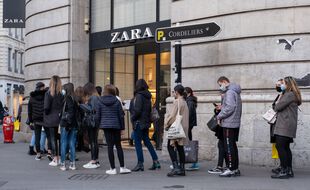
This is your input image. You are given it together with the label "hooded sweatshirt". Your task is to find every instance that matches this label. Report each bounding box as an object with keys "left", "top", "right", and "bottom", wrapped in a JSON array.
[
  {"left": 96, "top": 95, "right": 124, "bottom": 130},
  {"left": 217, "top": 83, "right": 242, "bottom": 128},
  {"left": 129, "top": 90, "right": 152, "bottom": 130}
]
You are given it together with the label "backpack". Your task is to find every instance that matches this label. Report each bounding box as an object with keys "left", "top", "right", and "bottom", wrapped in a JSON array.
[{"left": 80, "top": 104, "right": 96, "bottom": 128}]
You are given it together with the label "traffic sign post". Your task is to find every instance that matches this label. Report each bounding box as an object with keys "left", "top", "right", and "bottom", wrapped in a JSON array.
[{"left": 155, "top": 22, "right": 221, "bottom": 43}]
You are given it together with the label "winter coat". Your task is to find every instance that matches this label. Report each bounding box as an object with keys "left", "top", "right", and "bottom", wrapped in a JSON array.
[
  {"left": 186, "top": 95, "right": 197, "bottom": 128},
  {"left": 273, "top": 91, "right": 299, "bottom": 138},
  {"left": 96, "top": 95, "right": 125, "bottom": 130},
  {"left": 43, "top": 91, "right": 64, "bottom": 127},
  {"left": 28, "top": 89, "right": 47, "bottom": 124},
  {"left": 60, "top": 95, "right": 78, "bottom": 128},
  {"left": 217, "top": 83, "right": 242, "bottom": 129},
  {"left": 130, "top": 90, "right": 152, "bottom": 130},
  {"left": 164, "top": 97, "right": 189, "bottom": 146},
  {"left": 270, "top": 94, "right": 281, "bottom": 143}
]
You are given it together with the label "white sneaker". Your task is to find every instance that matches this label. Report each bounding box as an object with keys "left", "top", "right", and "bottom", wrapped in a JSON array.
[
  {"left": 120, "top": 167, "right": 131, "bottom": 174},
  {"left": 83, "top": 162, "right": 98, "bottom": 169},
  {"left": 60, "top": 163, "right": 66, "bottom": 171},
  {"left": 106, "top": 168, "right": 117, "bottom": 175},
  {"left": 169, "top": 165, "right": 174, "bottom": 169},
  {"left": 69, "top": 162, "right": 76, "bottom": 170},
  {"left": 49, "top": 159, "right": 59, "bottom": 167},
  {"left": 219, "top": 169, "right": 234, "bottom": 177}
]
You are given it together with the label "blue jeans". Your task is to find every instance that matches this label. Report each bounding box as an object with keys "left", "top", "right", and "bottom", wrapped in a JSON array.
[
  {"left": 30, "top": 131, "right": 35, "bottom": 146},
  {"left": 60, "top": 127, "right": 77, "bottom": 163},
  {"left": 134, "top": 123, "right": 158, "bottom": 163},
  {"left": 40, "top": 131, "right": 46, "bottom": 151}
]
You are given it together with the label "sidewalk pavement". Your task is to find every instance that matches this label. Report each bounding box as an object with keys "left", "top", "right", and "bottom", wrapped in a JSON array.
[{"left": 0, "top": 141, "right": 310, "bottom": 190}]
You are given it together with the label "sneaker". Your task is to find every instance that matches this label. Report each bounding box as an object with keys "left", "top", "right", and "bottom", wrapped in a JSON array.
[
  {"left": 47, "top": 154, "right": 53, "bottom": 161},
  {"left": 120, "top": 167, "right": 131, "bottom": 174},
  {"left": 106, "top": 168, "right": 117, "bottom": 175},
  {"left": 169, "top": 165, "right": 174, "bottom": 169},
  {"left": 83, "top": 162, "right": 98, "bottom": 169},
  {"left": 208, "top": 166, "right": 224, "bottom": 174},
  {"left": 96, "top": 161, "right": 101, "bottom": 168},
  {"left": 69, "top": 162, "right": 76, "bottom": 170},
  {"left": 271, "top": 166, "right": 282, "bottom": 174},
  {"left": 60, "top": 163, "right": 67, "bottom": 171},
  {"left": 219, "top": 169, "right": 235, "bottom": 177},
  {"left": 49, "top": 159, "right": 59, "bottom": 167},
  {"left": 233, "top": 169, "right": 241, "bottom": 176},
  {"left": 35, "top": 155, "right": 42, "bottom": 161},
  {"left": 186, "top": 163, "right": 200, "bottom": 171}
]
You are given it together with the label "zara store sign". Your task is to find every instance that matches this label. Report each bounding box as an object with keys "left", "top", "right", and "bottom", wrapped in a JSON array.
[{"left": 111, "top": 27, "right": 154, "bottom": 43}]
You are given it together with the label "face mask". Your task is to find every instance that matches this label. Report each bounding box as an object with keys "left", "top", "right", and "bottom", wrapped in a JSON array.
[
  {"left": 276, "top": 86, "right": 282, "bottom": 92},
  {"left": 280, "top": 84, "right": 286, "bottom": 92},
  {"left": 219, "top": 84, "right": 226, "bottom": 92},
  {"left": 61, "top": 89, "right": 66, "bottom": 96}
]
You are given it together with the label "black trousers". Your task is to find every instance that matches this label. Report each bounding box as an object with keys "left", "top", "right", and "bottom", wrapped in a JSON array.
[
  {"left": 217, "top": 139, "right": 226, "bottom": 167},
  {"left": 49, "top": 127, "right": 59, "bottom": 157},
  {"left": 34, "top": 124, "right": 51, "bottom": 153},
  {"left": 223, "top": 128, "right": 239, "bottom": 170},
  {"left": 188, "top": 126, "right": 194, "bottom": 141},
  {"left": 275, "top": 135, "right": 292, "bottom": 169},
  {"left": 167, "top": 140, "right": 185, "bottom": 164},
  {"left": 87, "top": 127, "right": 99, "bottom": 161},
  {"left": 104, "top": 129, "right": 124, "bottom": 169}
]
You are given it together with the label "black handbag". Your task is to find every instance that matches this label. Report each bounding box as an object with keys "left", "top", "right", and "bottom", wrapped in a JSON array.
[
  {"left": 60, "top": 100, "right": 71, "bottom": 128},
  {"left": 207, "top": 115, "right": 219, "bottom": 132},
  {"left": 184, "top": 140, "right": 199, "bottom": 163}
]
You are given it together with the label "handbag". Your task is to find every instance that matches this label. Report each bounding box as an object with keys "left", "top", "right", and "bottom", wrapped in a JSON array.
[
  {"left": 184, "top": 140, "right": 199, "bottom": 163},
  {"left": 262, "top": 109, "right": 277, "bottom": 124},
  {"left": 207, "top": 115, "right": 218, "bottom": 132},
  {"left": 272, "top": 143, "right": 279, "bottom": 159},
  {"left": 14, "top": 120, "right": 20, "bottom": 131},
  {"left": 150, "top": 107, "right": 160, "bottom": 122},
  {"left": 167, "top": 100, "right": 186, "bottom": 140},
  {"left": 60, "top": 99, "right": 72, "bottom": 128}
]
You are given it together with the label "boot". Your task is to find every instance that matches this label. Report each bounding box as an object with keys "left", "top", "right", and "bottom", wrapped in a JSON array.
[
  {"left": 271, "top": 168, "right": 290, "bottom": 179},
  {"left": 287, "top": 167, "right": 294, "bottom": 178},
  {"left": 28, "top": 146, "right": 36, "bottom": 155},
  {"left": 149, "top": 161, "right": 161, "bottom": 170},
  {"left": 177, "top": 163, "right": 186, "bottom": 176},
  {"left": 167, "top": 162, "right": 180, "bottom": 177},
  {"left": 132, "top": 162, "right": 144, "bottom": 172}
]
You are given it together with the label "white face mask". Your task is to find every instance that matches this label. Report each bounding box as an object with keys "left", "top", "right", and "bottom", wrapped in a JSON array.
[
  {"left": 61, "top": 89, "right": 66, "bottom": 96},
  {"left": 219, "top": 83, "right": 226, "bottom": 92}
]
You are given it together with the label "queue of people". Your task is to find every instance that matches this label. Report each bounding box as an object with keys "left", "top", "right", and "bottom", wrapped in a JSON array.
[{"left": 26, "top": 75, "right": 302, "bottom": 179}]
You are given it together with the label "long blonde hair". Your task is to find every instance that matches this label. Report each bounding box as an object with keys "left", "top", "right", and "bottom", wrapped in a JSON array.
[
  {"left": 49, "top": 75, "right": 62, "bottom": 97},
  {"left": 284, "top": 76, "right": 302, "bottom": 106}
]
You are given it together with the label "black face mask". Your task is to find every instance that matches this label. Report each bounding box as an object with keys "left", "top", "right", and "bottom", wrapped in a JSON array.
[{"left": 276, "top": 86, "right": 282, "bottom": 92}]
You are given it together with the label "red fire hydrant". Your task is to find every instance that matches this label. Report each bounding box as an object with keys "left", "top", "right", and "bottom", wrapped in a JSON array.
[{"left": 3, "top": 116, "right": 14, "bottom": 143}]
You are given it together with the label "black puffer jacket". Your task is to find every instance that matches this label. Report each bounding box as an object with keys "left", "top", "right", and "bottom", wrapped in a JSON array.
[
  {"left": 186, "top": 95, "right": 197, "bottom": 128},
  {"left": 96, "top": 95, "right": 124, "bottom": 130},
  {"left": 43, "top": 91, "right": 64, "bottom": 127},
  {"left": 28, "top": 89, "right": 47, "bottom": 123},
  {"left": 130, "top": 90, "right": 152, "bottom": 130}
]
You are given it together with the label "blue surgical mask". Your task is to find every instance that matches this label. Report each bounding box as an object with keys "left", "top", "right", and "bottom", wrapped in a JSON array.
[
  {"left": 61, "top": 89, "right": 66, "bottom": 96},
  {"left": 280, "top": 84, "right": 286, "bottom": 92}
]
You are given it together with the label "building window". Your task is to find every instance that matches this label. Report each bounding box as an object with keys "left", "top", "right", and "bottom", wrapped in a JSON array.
[
  {"left": 20, "top": 29, "right": 24, "bottom": 41},
  {"left": 14, "top": 50, "right": 18, "bottom": 73},
  {"left": 94, "top": 49, "right": 111, "bottom": 87},
  {"left": 8, "top": 48, "right": 12, "bottom": 72},
  {"left": 15, "top": 28, "right": 18, "bottom": 39},
  {"left": 91, "top": 0, "right": 111, "bottom": 32},
  {"left": 20, "top": 53, "right": 24, "bottom": 74},
  {"left": 114, "top": 0, "right": 156, "bottom": 29},
  {"left": 160, "top": 0, "right": 171, "bottom": 21},
  {"left": 8, "top": 28, "right": 12, "bottom": 36}
]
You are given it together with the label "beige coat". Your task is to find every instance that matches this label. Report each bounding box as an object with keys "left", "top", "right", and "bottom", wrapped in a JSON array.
[{"left": 164, "top": 97, "right": 189, "bottom": 146}]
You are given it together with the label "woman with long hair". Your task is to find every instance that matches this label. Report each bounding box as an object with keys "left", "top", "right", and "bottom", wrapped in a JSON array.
[
  {"left": 82, "top": 82, "right": 100, "bottom": 169},
  {"left": 129, "top": 79, "right": 160, "bottom": 172},
  {"left": 44, "top": 75, "right": 64, "bottom": 166},
  {"left": 271, "top": 76, "right": 302, "bottom": 179},
  {"left": 59, "top": 83, "right": 78, "bottom": 171},
  {"left": 165, "top": 85, "right": 189, "bottom": 177}
]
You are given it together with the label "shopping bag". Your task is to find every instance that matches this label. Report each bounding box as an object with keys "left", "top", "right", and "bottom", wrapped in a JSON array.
[
  {"left": 14, "top": 120, "right": 20, "bottom": 131},
  {"left": 272, "top": 143, "right": 279, "bottom": 159},
  {"left": 184, "top": 140, "right": 199, "bottom": 163},
  {"left": 262, "top": 109, "right": 277, "bottom": 124},
  {"left": 167, "top": 100, "right": 186, "bottom": 140}
]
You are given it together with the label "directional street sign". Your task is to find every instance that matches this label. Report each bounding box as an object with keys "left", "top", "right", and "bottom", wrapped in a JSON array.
[{"left": 155, "top": 22, "right": 220, "bottom": 43}]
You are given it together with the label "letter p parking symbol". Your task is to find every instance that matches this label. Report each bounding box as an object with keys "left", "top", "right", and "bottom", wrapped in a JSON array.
[{"left": 157, "top": 30, "right": 165, "bottom": 42}]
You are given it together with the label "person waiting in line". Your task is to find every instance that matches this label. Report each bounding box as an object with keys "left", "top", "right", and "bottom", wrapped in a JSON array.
[
  {"left": 28, "top": 82, "right": 51, "bottom": 160},
  {"left": 165, "top": 85, "right": 189, "bottom": 177},
  {"left": 96, "top": 86, "right": 102, "bottom": 96},
  {"left": 269, "top": 79, "right": 284, "bottom": 174},
  {"left": 44, "top": 76, "right": 64, "bottom": 166},
  {"left": 96, "top": 84, "right": 131, "bottom": 175},
  {"left": 129, "top": 79, "right": 160, "bottom": 172},
  {"left": 184, "top": 87, "right": 199, "bottom": 171},
  {"left": 208, "top": 92, "right": 228, "bottom": 174},
  {"left": 82, "top": 83, "right": 100, "bottom": 169},
  {"left": 216, "top": 76, "right": 242, "bottom": 177},
  {"left": 271, "top": 77, "right": 302, "bottom": 179},
  {"left": 59, "top": 83, "right": 79, "bottom": 171}
]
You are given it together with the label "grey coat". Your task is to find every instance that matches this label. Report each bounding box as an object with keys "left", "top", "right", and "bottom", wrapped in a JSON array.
[
  {"left": 217, "top": 83, "right": 242, "bottom": 128},
  {"left": 274, "top": 91, "right": 299, "bottom": 138}
]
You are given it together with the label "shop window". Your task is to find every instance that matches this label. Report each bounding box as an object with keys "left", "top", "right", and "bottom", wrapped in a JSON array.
[
  {"left": 94, "top": 49, "right": 111, "bottom": 88},
  {"left": 91, "top": 0, "right": 111, "bottom": 32}
]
